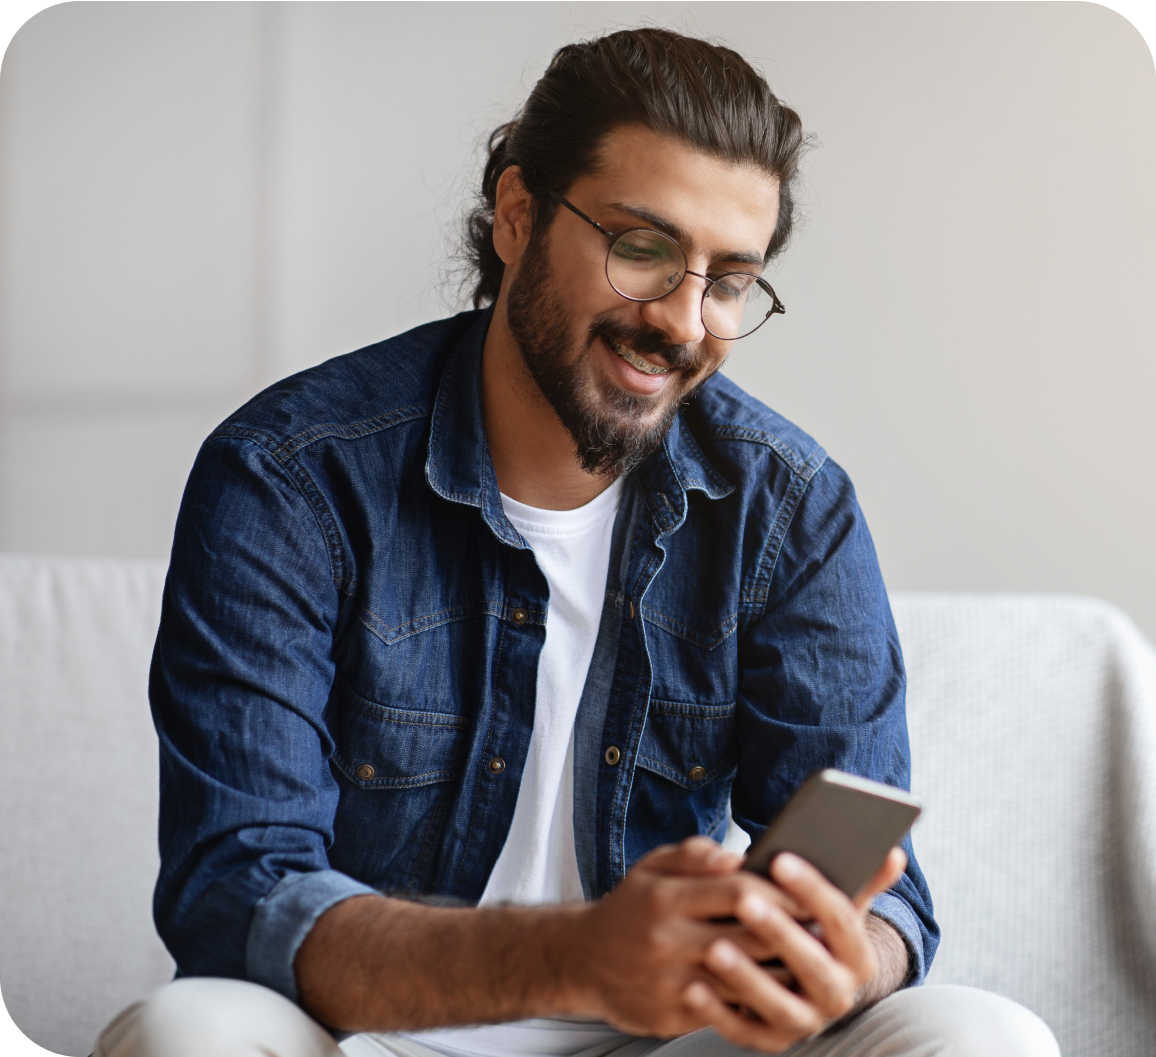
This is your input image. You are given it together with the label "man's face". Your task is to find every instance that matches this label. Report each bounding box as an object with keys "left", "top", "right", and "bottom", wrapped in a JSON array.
[{"left": 505, "top": 124, "right": 780, "bottom": 478}]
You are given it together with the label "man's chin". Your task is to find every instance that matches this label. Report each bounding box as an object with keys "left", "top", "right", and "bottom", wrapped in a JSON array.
[{"left": 561, "top": 374, "right": 689, "bottom": 478}]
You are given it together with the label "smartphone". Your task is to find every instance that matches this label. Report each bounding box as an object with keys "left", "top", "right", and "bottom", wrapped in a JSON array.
[{"left": 741, "top": 769, "right": 922, "bottom": 899}]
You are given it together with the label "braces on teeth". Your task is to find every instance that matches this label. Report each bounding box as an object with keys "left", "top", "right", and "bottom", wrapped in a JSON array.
[{"left": 611, "top": 340, "right": 670, "bottom": 375}]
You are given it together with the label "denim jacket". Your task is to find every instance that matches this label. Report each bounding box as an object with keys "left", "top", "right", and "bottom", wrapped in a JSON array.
[{"left": 151, "top": 309, "right": 938, "bottom": 1004}]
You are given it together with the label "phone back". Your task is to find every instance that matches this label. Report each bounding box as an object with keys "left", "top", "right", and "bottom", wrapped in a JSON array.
[{"left": 743, "top": 770, "right": 921, "bottom": 897}]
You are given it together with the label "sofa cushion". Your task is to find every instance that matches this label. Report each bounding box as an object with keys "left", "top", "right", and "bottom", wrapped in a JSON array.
[
  {"left": 897, "top": 592, "right": 1156, "bottom": 1057},
  {"left": 0, "top": 555, "right": 173, "bottom": 1055}
]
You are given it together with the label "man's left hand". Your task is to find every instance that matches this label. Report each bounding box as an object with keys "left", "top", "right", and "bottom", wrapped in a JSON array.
[{"left": 681, "top": 846, "right": 909, "bottom": 1053}]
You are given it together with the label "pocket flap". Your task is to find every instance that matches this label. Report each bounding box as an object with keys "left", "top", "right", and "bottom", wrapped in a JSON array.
[
  {"left": 329, "top": 678, "right": 467, "bottom": 789},
  {"left": 635, "top": 700, "right": 736, "bottom": 790}
]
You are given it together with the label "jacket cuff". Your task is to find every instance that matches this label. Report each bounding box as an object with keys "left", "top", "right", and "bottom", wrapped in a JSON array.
[
  {"left": 870, "top": 891, "right": 926, "bottom": 987},
  {"left": 246, "top": 870, "right": 379, "bottom": 1001}
]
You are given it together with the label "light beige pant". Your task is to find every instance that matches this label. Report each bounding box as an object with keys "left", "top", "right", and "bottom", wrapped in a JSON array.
[{"left": 94, "top": 977, "right": 1060, "bottom": 1057}]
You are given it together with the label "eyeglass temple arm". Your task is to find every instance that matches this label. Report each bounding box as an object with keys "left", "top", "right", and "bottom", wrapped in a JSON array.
[{"left": 547, "top": 190, "right": 615, "bottom": 241}]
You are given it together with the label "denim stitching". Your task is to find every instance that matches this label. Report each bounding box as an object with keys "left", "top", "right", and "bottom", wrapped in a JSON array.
[
  {"left": 648, "top": 699, "right": 736, "bottom": 718},
  {"left": 706, "top": 424, "right": 829, "bottom": 614},
  {"left": 743, "top": 463, "right": 822, "bottom": 613},
  {"left": 272, "top": 404, "right": 431, "bottom": 458},
  {"left": 639, "top": 606, "right": 738, "bottom": 650},
  {"left": 359, "top": 601, "right": 545, "bottom": 647},
  {"left": 331, "top": 753, "right": 460, "bottom": 788},
  {"left": 338, "top": 699, "right": 468, "bottom": 731},
  {"left": 360, "top": 602, "right": 488, "bottom": 645},
  {"left": 450, "top": 581, "right": 511, "bottom": 894},
  {"left": 612, "top": 501, "right": 671, "bottom": 883},
  {"left": 665, "top": 425, "right": 734, "bottom": 498},
  {"left": 425, "top": 344, "right": 475, "bottom": 508},
  {"left": 278, "top": 454, "right": 353, "bottom": 592},
  {"left": 634, "top": 753, "right": 735, "bottom": 789},
  {"left": 204, "top": 436, "right": 351, "bottom": 594},
  {"left": 705, "top": 424, "right": 824, "bottom": 482}
]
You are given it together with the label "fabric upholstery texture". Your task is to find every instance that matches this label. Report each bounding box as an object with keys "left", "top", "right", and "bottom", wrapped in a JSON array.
[
  {"left": 898, "top": 593, "right": 1156, "bottom": 1057},
  {"left": 1, "top": 555, "right": 1154, "bottom": 1055},
  {"left": 0, "top": 556, "right": 174, "bottom": 1055}
]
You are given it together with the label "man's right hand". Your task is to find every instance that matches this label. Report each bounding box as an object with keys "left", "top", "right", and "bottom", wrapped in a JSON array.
[{"left": 555, "top": 836, "right": 785, "bottom": 1037}]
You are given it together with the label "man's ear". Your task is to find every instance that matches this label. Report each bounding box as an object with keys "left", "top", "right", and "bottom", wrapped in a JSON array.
[{"left": 492, "top": 166, "right": 535, "bottom": 267}]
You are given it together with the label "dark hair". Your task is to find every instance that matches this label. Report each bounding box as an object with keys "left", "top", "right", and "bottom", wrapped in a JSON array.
[{"left": 465, "top": 27, "right": 808, "bottom": 309}]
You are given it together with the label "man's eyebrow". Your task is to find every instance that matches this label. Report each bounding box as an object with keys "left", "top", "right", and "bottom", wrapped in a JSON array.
[{"left": 605, "top": 201, "right": 766, "bottom": 269}]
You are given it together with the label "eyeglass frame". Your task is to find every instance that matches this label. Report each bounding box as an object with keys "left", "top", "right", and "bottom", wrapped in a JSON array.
[{"left": 546, "top": 190, "right": 785, "bottom": 340}]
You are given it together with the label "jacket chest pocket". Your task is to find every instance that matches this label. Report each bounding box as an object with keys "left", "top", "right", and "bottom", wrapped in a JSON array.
[
  {"left": 635, "top": 699, "right": 737, "bottom": 789},
  {"left": 626, "top": 699, "right": 738, "bottom": 869},
  {"left": 328, "top": 677, "right": 467, "bottom": 788}
]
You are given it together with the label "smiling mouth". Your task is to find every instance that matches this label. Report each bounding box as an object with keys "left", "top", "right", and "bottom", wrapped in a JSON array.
[{"left": 609, "top": 337, "right": 670, "bottom": 376}]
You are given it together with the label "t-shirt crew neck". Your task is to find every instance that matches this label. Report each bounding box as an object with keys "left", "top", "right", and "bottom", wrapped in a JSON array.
[{"left": 497, "top": 478, "right": 624, "bottom": 538}]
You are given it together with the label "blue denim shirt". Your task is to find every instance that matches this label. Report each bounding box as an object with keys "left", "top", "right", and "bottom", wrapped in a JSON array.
[{"left": 151, "top": 308, "right": 938, "bottom": 1004}]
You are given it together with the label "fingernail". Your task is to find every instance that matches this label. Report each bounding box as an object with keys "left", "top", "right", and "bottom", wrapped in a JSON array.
[
  {"left": 738, "top": 894, "right": 769, "bottom": 922},
  {"left": 685, "top": 982, "right": 710, "bottom": 1009},
  {"left": 708, "top": 941, "right": 737, "bottom": 970},
  {"left": 774, "top": 853, "right": 803, "bottom": 880}
]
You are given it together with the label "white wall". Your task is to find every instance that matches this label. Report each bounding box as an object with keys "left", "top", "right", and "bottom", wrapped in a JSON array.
[{"left": 1, "top": 2, "right": 1154, "bottom": 641}]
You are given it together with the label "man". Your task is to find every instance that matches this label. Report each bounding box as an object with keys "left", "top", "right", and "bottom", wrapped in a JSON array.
[{"left": 96, "top": 28, "right": 1057, "bottom": 1057}]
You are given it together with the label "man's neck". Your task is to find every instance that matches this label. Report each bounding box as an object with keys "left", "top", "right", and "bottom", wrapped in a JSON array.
[{"left": 481, "top": 299, "right": 616, "bottom": 511}]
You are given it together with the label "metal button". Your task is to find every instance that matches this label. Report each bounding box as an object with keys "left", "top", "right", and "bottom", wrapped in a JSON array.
[
  {"left": 688, "top": 765, "right": 706, "bottom": 782},
  {"left": 355, "top": 764, "right": 375, "bottom": 780},
  {"left": 604, "top": 746, "right": 621, "bottom": 766},
  {"left": 488, "top": 757, "right": 506, "bottom": 775},
  {"left": 511, "top": 608, "right": 528, "bottom": 625}
]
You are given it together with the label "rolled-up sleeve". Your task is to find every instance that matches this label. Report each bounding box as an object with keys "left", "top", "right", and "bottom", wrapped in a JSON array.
[
  {"left": 151, "top": 433, "right": 374, "bottom": 1000},
  {"left": 732, "top": 455, "right": 939, "bottom": 983}
]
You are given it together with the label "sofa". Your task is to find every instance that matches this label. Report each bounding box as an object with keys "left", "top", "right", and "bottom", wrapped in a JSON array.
[{"left": 2, "top": 554, "right": 1155, "bottom": 1056}]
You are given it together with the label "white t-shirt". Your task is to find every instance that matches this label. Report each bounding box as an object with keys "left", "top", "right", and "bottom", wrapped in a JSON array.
[
  {"left": 479, "top": 477, "right": 624, "bottom": 906},
  {"left": 400, "top": 477, "right": 627, "bottom": 1057}
]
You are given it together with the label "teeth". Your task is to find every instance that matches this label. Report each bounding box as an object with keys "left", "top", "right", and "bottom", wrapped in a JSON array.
[{"left": 610, "top": 339, "right": 669, "bottom": 375}]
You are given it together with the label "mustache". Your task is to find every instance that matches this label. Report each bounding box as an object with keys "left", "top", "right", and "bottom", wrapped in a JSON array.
[{"left": 588, "top": 317, "right": 704, "bottom": 373}]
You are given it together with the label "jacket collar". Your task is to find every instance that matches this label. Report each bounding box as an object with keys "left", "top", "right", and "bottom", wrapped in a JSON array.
[{"left": 425, "top": 308, "right": 733, "bottom": 543}]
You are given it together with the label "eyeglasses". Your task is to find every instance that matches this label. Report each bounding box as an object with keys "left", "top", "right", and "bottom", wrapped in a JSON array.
[{"left": 548, "top": 191, "right": 785, "bottom": 341}]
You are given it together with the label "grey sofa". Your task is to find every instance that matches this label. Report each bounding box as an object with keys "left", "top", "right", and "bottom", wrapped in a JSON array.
[{"left": 2, "top": 555, "right": 1156, "bottom": 1056}]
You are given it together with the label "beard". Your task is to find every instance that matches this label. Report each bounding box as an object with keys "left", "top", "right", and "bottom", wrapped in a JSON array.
[{"left": 505, "top": 227, "right": 714, "bottom": 480}]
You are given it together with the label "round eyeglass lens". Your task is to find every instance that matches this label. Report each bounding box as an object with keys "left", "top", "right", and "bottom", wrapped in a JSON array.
[
  {"left": 702, "top": 273, "right": 777, "bottom": 340},
  {"left": 606, "top": 228, "right": 687, "bottom": 301}
]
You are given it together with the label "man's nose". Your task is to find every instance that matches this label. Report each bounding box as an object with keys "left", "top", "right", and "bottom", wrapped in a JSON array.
[{"left": 638, "top": 275, "right": 706, "bottom": 346}]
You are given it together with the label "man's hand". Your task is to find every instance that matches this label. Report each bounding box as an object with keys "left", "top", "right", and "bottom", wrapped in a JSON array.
[{"left": 678, "top": 846, "right": 909, "bottom": 1053}]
